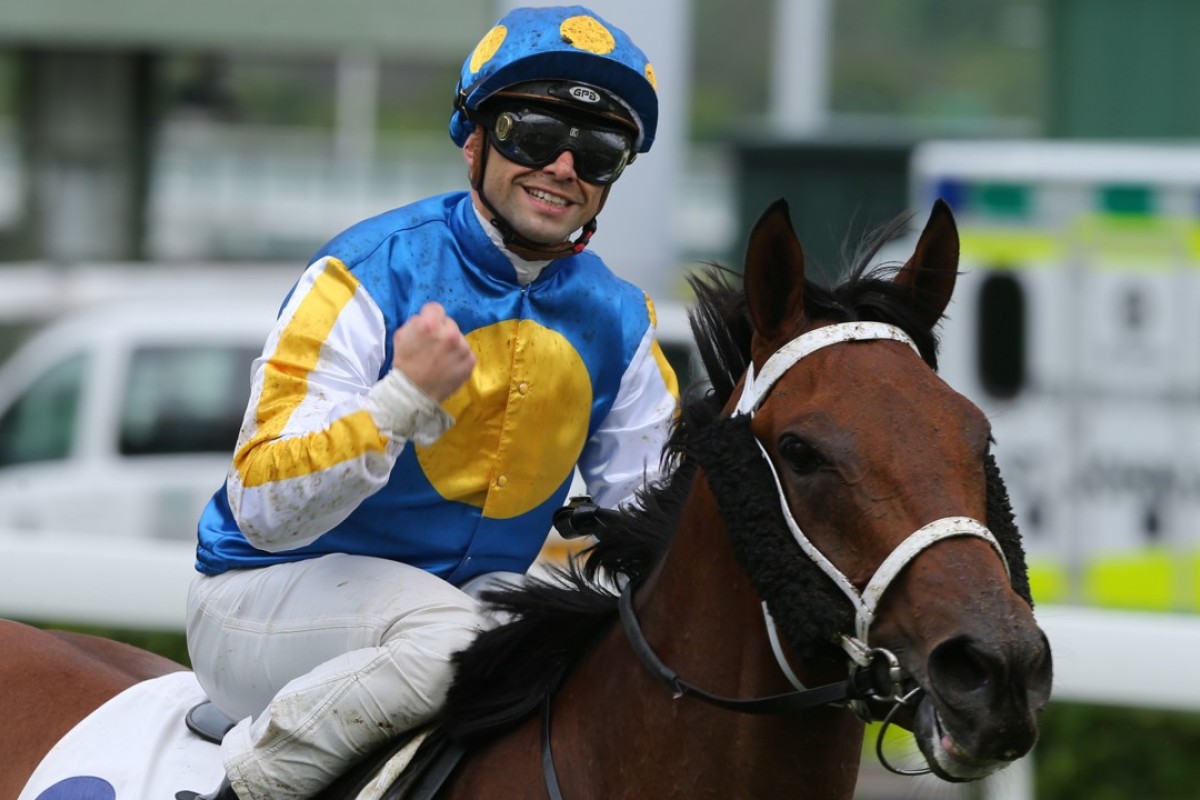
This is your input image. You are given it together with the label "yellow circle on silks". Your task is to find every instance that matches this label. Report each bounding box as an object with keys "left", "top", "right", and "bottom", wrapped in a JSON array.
[
  {"left": 645, "top": 63, "right": 658, "bottom": 91},
  {"left": 469, "top": 25, "right": 508, "bottom": 74},
  {"left": 560, "top": 15, "right": 616, "bottom": 55},
  {"left": 415, "top": 319, "right": 593, "bottom": 520}
]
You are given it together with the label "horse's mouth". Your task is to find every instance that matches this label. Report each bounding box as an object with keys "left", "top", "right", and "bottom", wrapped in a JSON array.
[{"left": 913, "top": 701, "right": 1009, "bottom": 782}]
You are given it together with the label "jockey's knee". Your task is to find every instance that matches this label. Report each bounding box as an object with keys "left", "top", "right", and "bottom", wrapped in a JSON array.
[{"left": 378, "top": 599, "right": 482, "bottom": 719}]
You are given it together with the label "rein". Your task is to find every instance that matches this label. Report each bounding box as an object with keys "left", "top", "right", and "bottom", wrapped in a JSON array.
[
  {"left": 617, "top": 585, "right": 874, "bottom": 714},
  {"left": 541, "top": 586, "right": 883, "bottom": 800}
]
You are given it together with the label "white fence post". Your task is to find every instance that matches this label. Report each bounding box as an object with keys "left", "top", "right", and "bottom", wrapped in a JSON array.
[{"left": 981, "top": 754, "right": 1034, "bottom": 800}]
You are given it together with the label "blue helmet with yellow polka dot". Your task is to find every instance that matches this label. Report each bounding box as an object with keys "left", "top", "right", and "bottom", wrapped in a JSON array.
[{"left": 450, "top": 5, "right": 659, "bottom": 154}]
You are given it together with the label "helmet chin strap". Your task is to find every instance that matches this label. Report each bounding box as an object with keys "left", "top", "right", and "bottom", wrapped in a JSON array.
[{"left": 471, "top": 134, "right": 608, "bottom": 261}]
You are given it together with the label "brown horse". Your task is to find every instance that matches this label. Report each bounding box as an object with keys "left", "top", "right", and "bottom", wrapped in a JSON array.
[
  {"left": 0, "top": 625, "right": 183, "bottom": 799},
  {"left": 2, "top": 199, "right": 1051, "bottom": 800}
]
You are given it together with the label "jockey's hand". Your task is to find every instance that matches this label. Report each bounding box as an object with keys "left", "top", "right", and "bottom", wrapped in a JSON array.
[{"left": 392, "top": 302, "right": 476, "bottom": 401}]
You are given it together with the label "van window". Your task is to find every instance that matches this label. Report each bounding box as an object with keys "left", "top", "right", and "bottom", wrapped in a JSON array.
[
  {"left": 0, "top": 353, "right": 87, "bottom": 466},
  {"left": 119, "top": 345, "right": 260, "bottom": 456}
]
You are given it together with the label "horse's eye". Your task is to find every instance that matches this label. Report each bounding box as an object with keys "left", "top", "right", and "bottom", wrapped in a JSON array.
[{"left": 778, "top": 434, "right": 826, "bottom": 475}]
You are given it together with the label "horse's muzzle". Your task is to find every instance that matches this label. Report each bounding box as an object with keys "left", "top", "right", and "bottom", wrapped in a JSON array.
[{"left": 916, "top": 628, "right": 1054, "bottom": 781}]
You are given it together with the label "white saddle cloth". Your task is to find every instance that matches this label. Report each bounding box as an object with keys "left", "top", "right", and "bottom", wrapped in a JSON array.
[
  {"left": 18, "top": 671, "right": 223, "bottom": 800},
  {"left": 18, "top": 671, "right": 431, "bottom": 800}
]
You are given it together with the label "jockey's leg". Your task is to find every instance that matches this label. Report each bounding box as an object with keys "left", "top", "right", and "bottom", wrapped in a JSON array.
[
  {"left": 456, "top": 570, "right": 525, "bottom": 627},
  {"left": 457, "top": 570, "right": 524, "bottom": 599},
  {"left": 186, "top": 553, "right": 483, "bottom": 800}
]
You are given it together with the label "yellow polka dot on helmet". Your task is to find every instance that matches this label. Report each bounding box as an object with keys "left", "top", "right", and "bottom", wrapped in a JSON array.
[
  {"left": 469, "top": 25, "right": 508, "bottom": 74},
  {"left": 559, "top": 15, "right": 615, "bottom": 55},
  {"left": 450, "top": 5, "right": 659, "bottom": 153}
]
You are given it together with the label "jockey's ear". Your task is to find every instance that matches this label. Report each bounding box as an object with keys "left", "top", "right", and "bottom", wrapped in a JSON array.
[
  {"left": 463, "top": 128, "right": 484, "bottom": 186},
  {"left": 895, "top": 199, "right": 960, "bottom": 331},
  {"left": 743, "top": 199, "right": 806, "bottom": 344}
]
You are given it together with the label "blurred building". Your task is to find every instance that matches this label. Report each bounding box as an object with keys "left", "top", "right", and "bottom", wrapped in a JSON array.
[{"left": 0, "top": 0, "right": 1054, "bottom": 279}]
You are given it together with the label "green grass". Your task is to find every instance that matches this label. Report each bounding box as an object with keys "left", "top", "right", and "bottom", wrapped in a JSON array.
[{"left": 1036, "top": 703, "right": 1200, "bottom": 799}]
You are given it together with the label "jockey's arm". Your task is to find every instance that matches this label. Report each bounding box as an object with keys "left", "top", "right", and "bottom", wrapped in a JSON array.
[
  {"left": 224, "top": 257, "right": 457, "bottom": 552},
  {"left": 576, "top": 323, "right": 680, "bottom": 510}
]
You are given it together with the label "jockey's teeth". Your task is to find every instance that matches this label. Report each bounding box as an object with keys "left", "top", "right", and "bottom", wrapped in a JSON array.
[{"left": 529, "top": 188, "right": 567, "bottom": 207}]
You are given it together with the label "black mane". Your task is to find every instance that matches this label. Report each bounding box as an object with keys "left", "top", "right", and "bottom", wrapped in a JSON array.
[{"left": 440, "top": 219, "right": 1029, "bottom": 747}]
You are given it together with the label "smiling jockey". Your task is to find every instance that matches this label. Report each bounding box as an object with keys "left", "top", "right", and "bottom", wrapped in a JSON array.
[{"left": 185, "top": 6, "right": 678, "bottom": 800}]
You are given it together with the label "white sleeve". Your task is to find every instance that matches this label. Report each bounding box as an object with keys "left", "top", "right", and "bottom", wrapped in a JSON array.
[
  {"left": 225, "top": 257, "right": 452, "bottom": 552},
  {"left": 577, "top": 324, "right": 680, "bottom": 509}
]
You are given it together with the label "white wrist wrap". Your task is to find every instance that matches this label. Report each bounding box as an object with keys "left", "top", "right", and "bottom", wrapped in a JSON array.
[{"left": 364, "top": 369, "right": 454, "bottom": 446}]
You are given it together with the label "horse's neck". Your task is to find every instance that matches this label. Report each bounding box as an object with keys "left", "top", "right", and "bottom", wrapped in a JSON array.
[{"left": 553, "top": 483, "right": 865, "bottom": 798}]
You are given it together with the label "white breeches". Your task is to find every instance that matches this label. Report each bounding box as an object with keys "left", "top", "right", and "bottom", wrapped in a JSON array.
[{"left": 186, "top": 554, "right": 510, "bottom": 800}]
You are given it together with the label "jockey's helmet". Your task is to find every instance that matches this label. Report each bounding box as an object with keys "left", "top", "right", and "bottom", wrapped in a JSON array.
[{"left": 450, "top": 5, "right": 659, "bottom": 156}]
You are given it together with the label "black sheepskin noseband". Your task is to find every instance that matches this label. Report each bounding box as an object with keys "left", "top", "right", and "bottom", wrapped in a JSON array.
[
  {"left": 685, "top": 413, "right": 1035, "bottom": 666},
  {"left": 984, "top": 450, "right": 1034, "bottom": 606},
  {"left": 686, "top": 413, "right": 854, "bottom": 665}
]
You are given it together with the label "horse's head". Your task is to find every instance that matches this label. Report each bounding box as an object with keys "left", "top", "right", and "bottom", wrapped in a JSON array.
[{"left": 730, "top": 199, "right": 1052, "bottom": 781}]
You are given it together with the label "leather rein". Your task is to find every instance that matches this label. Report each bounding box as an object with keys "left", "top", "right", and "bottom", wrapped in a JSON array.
[{"left": 540, "top": 322, "right": 1014, "bottom": 797}]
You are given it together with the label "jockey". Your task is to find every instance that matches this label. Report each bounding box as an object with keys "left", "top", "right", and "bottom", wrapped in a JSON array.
[{"left": 185, "top": 6, "right": 678, "bottom": 800}]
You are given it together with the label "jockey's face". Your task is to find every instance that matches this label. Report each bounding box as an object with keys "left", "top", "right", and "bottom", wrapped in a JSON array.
[{"left": 464, "top": 128, "right": 606, "bottom": 247}]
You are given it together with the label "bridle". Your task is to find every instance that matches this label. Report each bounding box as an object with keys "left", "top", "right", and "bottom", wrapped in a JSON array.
[
  {"left": 541, "top": 322, "right": 1013, "bottom": 797},
  {"left": 731, "top": 322, "right": 1009, "bottom": 680}
]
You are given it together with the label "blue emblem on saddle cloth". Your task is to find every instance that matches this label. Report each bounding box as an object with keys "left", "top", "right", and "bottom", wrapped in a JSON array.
[{"left": 33, "top": 777, "right": 116, "bottom": 800}]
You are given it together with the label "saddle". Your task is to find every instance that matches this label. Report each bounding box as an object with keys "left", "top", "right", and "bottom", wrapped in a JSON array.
[{"left": 181, "top": 702, "right": 467, "bottom": 800}]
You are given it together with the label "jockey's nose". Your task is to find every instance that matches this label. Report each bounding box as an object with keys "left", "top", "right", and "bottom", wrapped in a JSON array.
[{"left": 542, "top": 150, "right": 578, "bottom": 180}]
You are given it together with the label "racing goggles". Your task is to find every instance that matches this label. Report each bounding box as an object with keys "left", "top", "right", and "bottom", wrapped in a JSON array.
[{"left": 484, "top": 108, "right": 634, "bottom": 186}]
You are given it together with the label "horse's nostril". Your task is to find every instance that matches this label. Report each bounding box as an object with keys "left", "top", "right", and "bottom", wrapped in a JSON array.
[
  {"left": 929, "top": 636, "right": 994, "bottom": 696},
  {"left": 1029, "top": 632, "right": 1054, "bottom": 709}
]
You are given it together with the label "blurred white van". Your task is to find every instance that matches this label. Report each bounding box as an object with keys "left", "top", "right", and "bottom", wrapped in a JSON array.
[
  {"left": 0, "top": 290, "right": 700, "bottom": 545},
  {"left": 0, "top": 296, "right": 282, "bottom": 541}
]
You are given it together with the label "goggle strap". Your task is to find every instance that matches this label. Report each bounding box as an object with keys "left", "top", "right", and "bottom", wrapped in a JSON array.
[{"left": 571, "top": 219, "right": 597, "bottom": 254}]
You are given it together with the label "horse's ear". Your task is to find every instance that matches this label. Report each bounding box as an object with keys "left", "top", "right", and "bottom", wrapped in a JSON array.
[
  {"left": 895, "top": 199, "right": 960, "bottom": 330},
  {"left": 743, "top": 199, "right": 806, "bottom": 341}
]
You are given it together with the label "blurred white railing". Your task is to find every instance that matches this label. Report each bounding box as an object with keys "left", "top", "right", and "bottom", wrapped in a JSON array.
[
  {"left": 0, "top": 119, "right": 737, "bottom": 276},
  {"left": 0, "top": 527, "right": 575, "bottom": 630},
  {"left": 0, "top": 530, "right": 196, "bottom": 629},
  {"left": 146, "top": 124, "right": 467, "bottom": 261},
  {"left": 4, "top": 529, "right": 1198, "bottom": 705}
]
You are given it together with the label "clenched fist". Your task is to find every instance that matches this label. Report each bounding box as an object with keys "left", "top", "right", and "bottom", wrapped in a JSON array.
[{"left": 392, "top": 303, "right": 477, "bottom": 401}]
